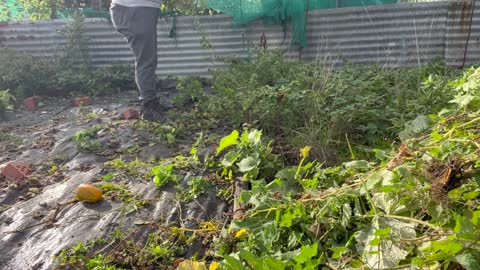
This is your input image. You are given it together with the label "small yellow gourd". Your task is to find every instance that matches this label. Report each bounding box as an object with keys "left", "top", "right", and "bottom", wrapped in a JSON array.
[{"left": 75, "top": 184, "right": 103, "bottom": 203}]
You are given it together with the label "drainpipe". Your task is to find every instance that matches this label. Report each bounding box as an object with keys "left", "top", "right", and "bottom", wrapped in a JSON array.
[{"left": 461, "top": 0, "right": 475, "bottom": 68}]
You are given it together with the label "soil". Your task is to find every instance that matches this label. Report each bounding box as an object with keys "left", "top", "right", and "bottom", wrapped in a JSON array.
[{"left": 0, "top": 89, "right": 228, "bottom": 270}]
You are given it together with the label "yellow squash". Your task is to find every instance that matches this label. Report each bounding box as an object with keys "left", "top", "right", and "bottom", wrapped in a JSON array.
[{"left": 75, "top": 184, "right": 103, "bottom": 203}]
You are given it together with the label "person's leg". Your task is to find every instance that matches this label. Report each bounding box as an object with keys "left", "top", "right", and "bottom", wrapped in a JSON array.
[
  {"left": 111, "top": 5, "right": 161, "bottom": 119},
  {"left": 127, "top": 7, "right": 159, "bottom": 105}
]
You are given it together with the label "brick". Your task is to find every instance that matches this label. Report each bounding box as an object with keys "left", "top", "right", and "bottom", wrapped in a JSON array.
[
  {"left": 23, "top": 97, "right": 38, "bottom": 111},
  {"left": 123, "top": 109, "right": 138, "bottom": 120},
  {"left": 74, "top": 97, "right": 93, "bottom": 106},
  {"left": 1, "top": 162, "right": 33, "bottom": 180}
]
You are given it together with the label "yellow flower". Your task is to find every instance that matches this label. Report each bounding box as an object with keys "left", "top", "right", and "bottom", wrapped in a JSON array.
[
  {"left": 161, "top": 3, "right": 166, "bottom": 11},
  {"left": 209, "top": 261, "right": 219, "bottom": 270},
  {"left": 300, "top": 146, "right": 311, "bottom": 158},
  {"left": 235, "top": 228, "right": 248, "bottom": 238}
]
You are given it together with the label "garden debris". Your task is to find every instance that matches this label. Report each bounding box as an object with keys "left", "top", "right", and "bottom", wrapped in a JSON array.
[
  {"left": 176, "top": 260, "right": 207, "bottom": 270},
  {"left": 428, "top": 158, "right": 472, "bottom": 202},
  {"left": 73, "top": 96, "right": 93, "bottom": 106},
  {"left": 122, "top": 108, "right": 139, "bottom": 120},
  {"left": 23, "top": 97, "right": 38, "bottom": 111},
  {"left": 232, "top": 179, "right": 246, "bottom": 220},
  {"left": 1, "top": 162, "right": 33, "bottom": 180},
  {"left": 386, "top": 144, "right": 413, "bottom": 170}
]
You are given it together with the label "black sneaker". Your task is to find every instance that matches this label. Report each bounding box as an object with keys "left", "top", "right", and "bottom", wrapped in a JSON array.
[{"left": 141, "top": 98, "right": 167, "bottom": 121}]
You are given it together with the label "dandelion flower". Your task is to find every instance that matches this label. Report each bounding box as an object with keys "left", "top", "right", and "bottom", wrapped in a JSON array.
[
  {"left": 235, "top": 228, "right": 248, "bottom": 238},
  {"left": 300, "top": 146, "right": 311, "bottom": 158},
  {"left": 209, "top": 261, "right": 219, "bottom": 270}
]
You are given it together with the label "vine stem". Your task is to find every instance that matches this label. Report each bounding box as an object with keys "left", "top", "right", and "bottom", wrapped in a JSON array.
[
  {"left": 295, "top": 153, "right": 308, "bottom": 181},
  {"left": 361, "top": 177, "right": 377, "bottom": 216},
  {"left": 177, "top": 227, "right": 218, "bottom": 233},
  {"left": 362, "top": 214, "right": 443, "bottom": 231},
  {"left": 376, "top": 265, "right": 412, "bottom": 270},
  {"left": 250, "top": 207, "right": 280, "bottom": 218},
  {"left": 300, "top": 182, "right": 362, "bottom": 201},
  {"left": 443, "top": 116, "right": 480, "bottom": 140},
  {"left": 300, "top": 168, "right": 382, "bottom": 202}
]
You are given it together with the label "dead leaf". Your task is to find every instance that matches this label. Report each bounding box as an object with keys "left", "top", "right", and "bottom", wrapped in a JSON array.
[{"left": 176, "top": 260, "right": 207, "bottom": 270}]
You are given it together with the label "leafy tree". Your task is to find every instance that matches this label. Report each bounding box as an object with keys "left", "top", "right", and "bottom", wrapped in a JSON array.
[{"left": 2, "top": 0, "right": 215, "bottom": 21}]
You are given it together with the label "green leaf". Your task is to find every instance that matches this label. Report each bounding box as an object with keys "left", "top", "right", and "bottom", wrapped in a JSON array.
[
  {"left": 463, "top": 191, "right": 480, "bottom": 200},
  {"left": 410, "top": 115, "right": 431, "bottom": 132},
  {"left": 362, "top": 170, "right": 394, "bottom": 194},
  {"left": 330, "top": 246, "right": 346, "bottom": 259},
  {"left": 399, "top": 114, "right": 430, "bottom": 141},
  {"left": 355, "top": 217, "right": 415, "bottom": 269},
  {"left": 294, "top": 243, "right": 318, "bottom": 264},
  {"left": 239, "top": 190, "right": 252, "bottom": 204},
  {"left": 151, "top": 166, "right": 162, "bottom": 175},
  {"left": 369, "top": 238, "right": 380, "bottom": 246},
  {"left": 431, "top": 133, "right": 442, "bottom": 141},
  {"left": 217, "top": 130, "right": 239, "bottom": 154},
  {"left": 472, "top": 211, "right": 480, "bottom": 225},
  {"left": 425, "top": 240, "right": 463, "bottom": 260},
  {"left": 221, "top": 151, "right": 240, "bottom": 167},
  {"left": 455, "top": 252, "right": 480, "bottom": 270},
  {"left": 237, "top": 156, "right": 261, "bottom": 173},
  {"left": 275, "top": 167, "right": 296, "bottom": 181},
  {"left": 341, "top": 203, "right": 352, "bottom": 228},
  {"left": 248, "top": 129, "right": 262, "bottom": 145},
  {"left": 374, "top": 227, "right": 392, "bottom": 237},
  {"left": 454, "top": 213, "right": 476, "bottom": 240},
  {"left": 264, "top": 257, "right": 285, "bottom": 270},
  {"left": 223, "top": 255, "right": 246, "bottom": 270},
  {"left": 450, "top": 94, "right": 475, "bottom": 108},
  {"left": 239, "top": 250, "right": 265, "bottom": 270},
  {"left": 411, "top": 257, "right": 424, "bottom": 268},
  {"left": 102, "top": 172, "right": 116, "bottom": 181},
  {"left": 343, "top": 160, "right": 370, "bottom": 170},
  {"left": 280, "top": 209, "right": 293, "bottom": 228},
  {"left": 372, "top": 192, "right": 406, "bottom": 215},
  {"left": 350, "top": 259, "right": 364, "bottom": 268}
]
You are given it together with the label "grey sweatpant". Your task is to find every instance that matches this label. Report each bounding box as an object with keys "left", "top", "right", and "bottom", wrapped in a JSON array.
[{"left": 110, "top": 4, "right": 159, "bottom": 104}]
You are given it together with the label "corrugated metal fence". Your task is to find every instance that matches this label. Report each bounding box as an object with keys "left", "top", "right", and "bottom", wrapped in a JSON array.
[{"left": 0, "top": 1, "right": 478, "bottom": 77}]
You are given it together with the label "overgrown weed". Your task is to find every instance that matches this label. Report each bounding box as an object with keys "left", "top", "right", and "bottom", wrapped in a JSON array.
[
  {"left": 189, "top": 51, "right": 458, "bottom": 164},
  {"left": 0, "top": 12, "right": 135, "bottom": 107}
]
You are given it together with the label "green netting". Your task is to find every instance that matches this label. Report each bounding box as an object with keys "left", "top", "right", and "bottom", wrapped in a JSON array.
[{"left": 207, "top": 0, "right": 399, "bottom": 48}]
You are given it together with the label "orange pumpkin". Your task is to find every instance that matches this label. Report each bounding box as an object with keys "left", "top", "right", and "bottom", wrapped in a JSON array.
[{"left": 75, "top": 184, "right": 103, "bottom": 202}]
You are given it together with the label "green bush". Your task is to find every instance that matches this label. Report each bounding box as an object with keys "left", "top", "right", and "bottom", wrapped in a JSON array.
[
  {"left": 0, "top": 49, "right": 58, "bottom": 98},
  {"left": 303, "top": 61, "right": 455, "bottom": 147},
  {"left": 0, "top": 48, "right": 135, "bottom": 100},
  {"left": 53, "top": 12, "right": 135, "bottom": 96},
  {"left": 55, "top": 11, "right": 92, "bottom": 94},
  {"left": 201, "top": 51, "right": 458, "bottom": 163},
  {"left": 85, "top": 64, "right": 135, "bottom": 96},
  {"left": 207, "top": 51, "right": 311, "bottom": 133}
]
